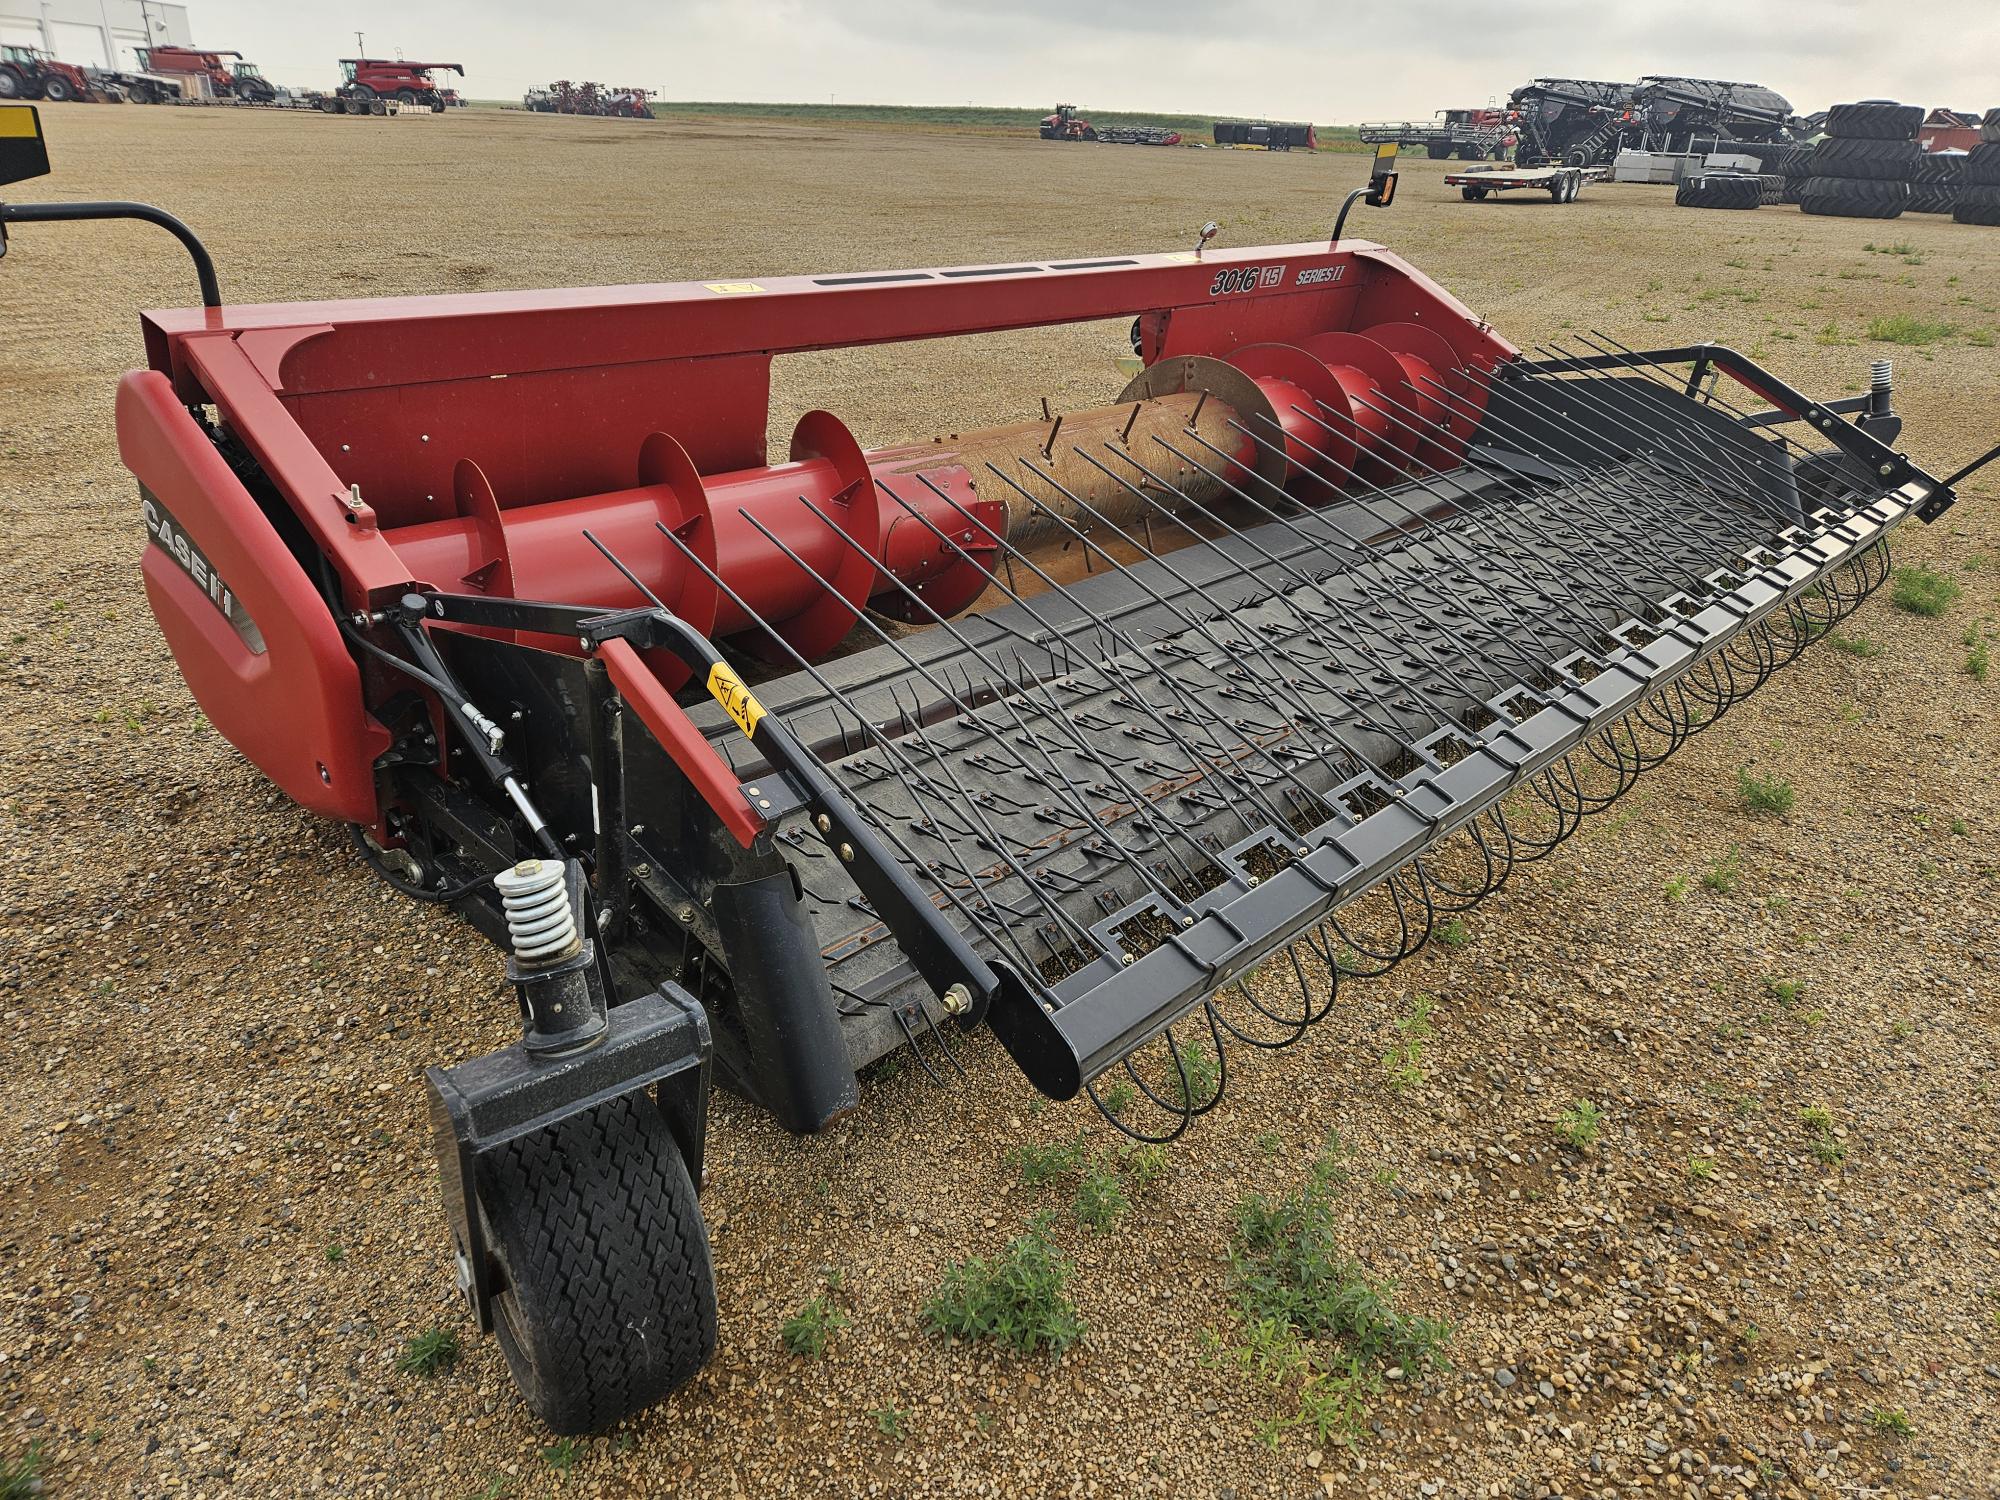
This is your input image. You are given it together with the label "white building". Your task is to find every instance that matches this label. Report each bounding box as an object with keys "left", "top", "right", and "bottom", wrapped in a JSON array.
[{"left": 0, "top": 0, "right": 194, "bottom": 71}]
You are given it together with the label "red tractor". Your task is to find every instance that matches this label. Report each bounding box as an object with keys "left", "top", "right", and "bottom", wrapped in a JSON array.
[
  {"left": 337, "top": 58, "right": 464, "bottom": 111},
  {"left": 603, "top": 88, "right": 653, "bottom": 120},
  {"left": 0, "top": 45, "right": 98, "bottom": 103},
  {"left": 1039, "top": 102, "right": 1095, "bottom": 140}
]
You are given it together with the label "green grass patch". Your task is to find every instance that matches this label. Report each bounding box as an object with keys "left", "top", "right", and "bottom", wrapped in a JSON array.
[
  {"left": 1828, "top": 632, "right": 1883, "bottom": 658},
  {"left": 0, "top": 1443, "right": 42, "bottom": 1500},
  {"left": 1556, "top": 1098, "right": 1602, "bottom": 1149},
  {"left": 1890, "top": 565, "right": 1962, "bottom": 617},
  {"left": 1073, "top": 1158, "right": 1131, "bottom": 1233},
  {"left": 1381, "top": 994, "right": 1434, "bottom": 1092},
  {"left": 924, "top": 1214, "right": 1085, "bottom": 1354},
  {"left": 1866, "top": 314, "right": 1955, "bottom": 346},
  {"left": 395, "top": 1325, "right": 459, "bottom": 1377},
  {"left": 1221, "top": 1134, "right": 1449, "bottom": 1448},
  {"left": 780, "top": 1294, "right": 850, "bottom": 1358},
  {"left": 1736, "top": 766, "right": 1796, "bottom": 819},
  {"left": 1702, "top": 846, "right": 1744, "bottom": 894},
  {"left": 1164, "top": 1044, "right": 1221, "bottom": 1108},
  {"left": 1016, "top": 1132, "right": 1088, "bottom": 1186}
]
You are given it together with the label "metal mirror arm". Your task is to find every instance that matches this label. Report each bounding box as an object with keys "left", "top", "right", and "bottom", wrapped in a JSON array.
[
  {"left": 0, "top": 199, "right": 222, "bottom": 308},
  {"left": 0, "top": 103, "right": 220, "bottom": 308},
  {"left": 1330, "top": 143, "right": 1400, "bottom": 246}
]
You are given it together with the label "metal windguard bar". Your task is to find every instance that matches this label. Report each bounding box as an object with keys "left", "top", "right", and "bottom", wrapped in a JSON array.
[{"left": 657, "top": 339, "right": 1953, "bottom": 1110}]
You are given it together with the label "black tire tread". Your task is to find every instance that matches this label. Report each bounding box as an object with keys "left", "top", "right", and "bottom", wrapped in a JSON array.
[
  {"left": 1912, "top": 151, "right": 1966, "bottom": 185},
  {"left": 1907, "top": 183, "right": 1959, "bottom": 215},
  {"left": 1964, "top": 143, "right": 2000, "bottom": 188},
  {"left": 1955, "top": 183, "right": 2000, "bottom": 226},
  {"left": 476, "top": 1092, "right": 717, "bottom": 1434},
  {"left": 1825, "top": 100, "right": 1923, "bottom": 141},
  {"left": 1676, "top": 174, "right": 1761, "bottom": 210},
  {"left": 1808, "top": 136, "right": 1923, "bottom": 182},
  {"left": 1798, "top": 176, "right": 1910, "bottom": 219}
]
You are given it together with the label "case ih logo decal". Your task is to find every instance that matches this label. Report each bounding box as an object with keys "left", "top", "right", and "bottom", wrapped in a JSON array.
[
  {"left": 1296, "top": 265, "right": 1347, "bottom": 286},
  {"left": 1208, "top": 264, "right": 1287, "bottom": 297},
  {"left": 142, "top": 493, "right": 267, "bottom": 654}
]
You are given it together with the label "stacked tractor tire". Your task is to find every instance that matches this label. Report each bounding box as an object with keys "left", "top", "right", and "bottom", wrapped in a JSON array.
[
  {"left": 1958, "top": 109, "right": 2000, "bottom": 226},
  {"left": 1675, "top": 173, "right": 1761, "bottom": 210},
  {"left": 1799, "top": 101, "right": 1923, "bottom": 220}
]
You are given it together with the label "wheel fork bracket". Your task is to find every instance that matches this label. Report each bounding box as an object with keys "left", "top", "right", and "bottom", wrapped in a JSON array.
[{"left": 426, "top": 984, "right": 712, "bottom": 1332}]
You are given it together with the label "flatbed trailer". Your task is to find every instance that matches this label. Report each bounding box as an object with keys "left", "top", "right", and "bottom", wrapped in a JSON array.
[{"left": 1445, "top": 163, "right": 1606, "bottom": 202}]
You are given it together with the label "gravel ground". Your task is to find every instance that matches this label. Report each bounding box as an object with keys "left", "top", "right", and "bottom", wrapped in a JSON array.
[{"left": 2, "top": 105, "right": 1997, "bottom": 1500}]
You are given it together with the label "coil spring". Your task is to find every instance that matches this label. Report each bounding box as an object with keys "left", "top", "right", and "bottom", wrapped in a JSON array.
[{"left": 492, "top": 859, "right": 579, "bottom": 963}]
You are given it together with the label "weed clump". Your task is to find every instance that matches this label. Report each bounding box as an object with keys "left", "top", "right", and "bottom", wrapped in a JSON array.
[
  {"left": 924, "top": 1215, "right": 1084, "bottom": 1354},
  {"left": 781, "top": 1295, "right": 850, "bottom": 1358},
  {"left": 1737, "top": 767, "right": 1796, "bottom": 819},
  {"left": 1889, "top": 565, "right": 1961, "bottom": 618},
  {"left": 396, "top": 1325, "right": 460, "bottom": 1377},
  {"left": 1220, "top": 1134, "right": 1449, "bottom": 1447},
  {"left": 1556, "top": 1098, "right": 1603, "bottom": 1149}
]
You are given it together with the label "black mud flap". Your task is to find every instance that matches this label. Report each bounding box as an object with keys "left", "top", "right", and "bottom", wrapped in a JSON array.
[{"left": 427, "top": 984, "right": 711, "bottom": 1334}]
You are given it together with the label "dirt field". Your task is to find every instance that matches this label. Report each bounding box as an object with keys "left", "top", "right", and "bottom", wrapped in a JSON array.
[{"left": 3, "top": 105, "right": 1998, "bottom": 1500}]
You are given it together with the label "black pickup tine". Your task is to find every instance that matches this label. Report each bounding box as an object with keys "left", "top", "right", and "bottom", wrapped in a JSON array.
[
  {"left": 755, "top": 491, "right": 1225, "bottom": 903},
  {"left": 641, "top": 516, "right": 1085, "bottom": 977}
]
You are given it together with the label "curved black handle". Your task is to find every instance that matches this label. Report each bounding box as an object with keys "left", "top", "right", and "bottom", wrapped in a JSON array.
[{"left": 0, "top": 198, "right": 220, "bottom": 307}]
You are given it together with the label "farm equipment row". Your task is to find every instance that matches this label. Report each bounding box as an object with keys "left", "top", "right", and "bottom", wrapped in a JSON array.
[
  {"left": 1507, "top": 76, "right": 1808, "bottom": 167},
  {"left": 1214, "top": 119, "right": 1317, "bottom": 150},
  {"left": 1040, "top": 103, "right": 1181, "bottom": 145},
  {"left": 0, "top": 45, "right": 462, "bottom": 113},
  {"left": 5, "top": 114, "right": 1992, "bottom": 1438},
  {"left": 1360, "top": 108, "right": 1511, "bottom": 161},
  {"left": 525, "top": 82, "right": 654, "bottom": 119}
]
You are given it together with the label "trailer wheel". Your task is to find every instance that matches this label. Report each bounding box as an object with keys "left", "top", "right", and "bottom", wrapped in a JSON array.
[
  {"left": 1461, "top": 185, "right": 1488, "bottom": 200},
  {"left": 474, "top": 1090, "right": 717, "bottom": 1435}
]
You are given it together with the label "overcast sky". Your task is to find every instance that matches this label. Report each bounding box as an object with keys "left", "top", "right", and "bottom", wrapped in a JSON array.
[{"left": 192, "top": 0, "right": 2000, "bottom": 120}]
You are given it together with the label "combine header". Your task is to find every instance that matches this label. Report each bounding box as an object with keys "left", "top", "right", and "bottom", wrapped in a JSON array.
[
  {"left": 3, "top": 118, "right": 1989, "bottom": 1434},
  {"left": 1361, "top": 108, "right": 1511, "bottom": 160}
]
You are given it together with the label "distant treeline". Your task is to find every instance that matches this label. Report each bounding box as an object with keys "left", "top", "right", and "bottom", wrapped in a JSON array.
[{"left": 471, "top": 96, "right": 1369, "bottom": 147}]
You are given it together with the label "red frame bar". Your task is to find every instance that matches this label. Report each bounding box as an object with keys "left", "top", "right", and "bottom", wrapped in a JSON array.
[{"left": 597, "top": 638, "right": 766, "bottom": 849}]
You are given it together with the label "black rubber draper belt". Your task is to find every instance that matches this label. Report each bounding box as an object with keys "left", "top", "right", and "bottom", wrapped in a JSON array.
[{"left": 691, "top": 450, "right": 1811, "bottom": 1031}]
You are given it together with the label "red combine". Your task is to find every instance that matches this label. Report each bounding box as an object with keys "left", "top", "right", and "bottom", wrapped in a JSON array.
[
  {"left": 3, "top": 117, "right": 1991, "bottom": 1436},
  {"left": 338, "top": 57, "right": 463, "bottom": 111},
  {"left": 0, "top": 45, "right": 99, "bottom": 103},
  {"left": 137, "top": 46, "right": 276, "bottom": 102}
]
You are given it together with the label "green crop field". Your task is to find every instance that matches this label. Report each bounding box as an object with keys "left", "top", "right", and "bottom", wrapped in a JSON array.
[{"left": 470, "top": 97, "right": 1368, "bottom": 149}]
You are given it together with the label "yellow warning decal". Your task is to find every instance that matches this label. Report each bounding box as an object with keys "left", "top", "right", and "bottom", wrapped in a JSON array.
[
  {"left": 703, "top": 281, "right": 765, "bottom": 295},
  {"left": 706, "top": 662, "right": 766, "bottom": 738},
  {"left": 1160, "top": 251, "right": 1200, "bottom": 264},
  {"left": 0, "top": 107, "right": 40, "bottom": 139}
]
